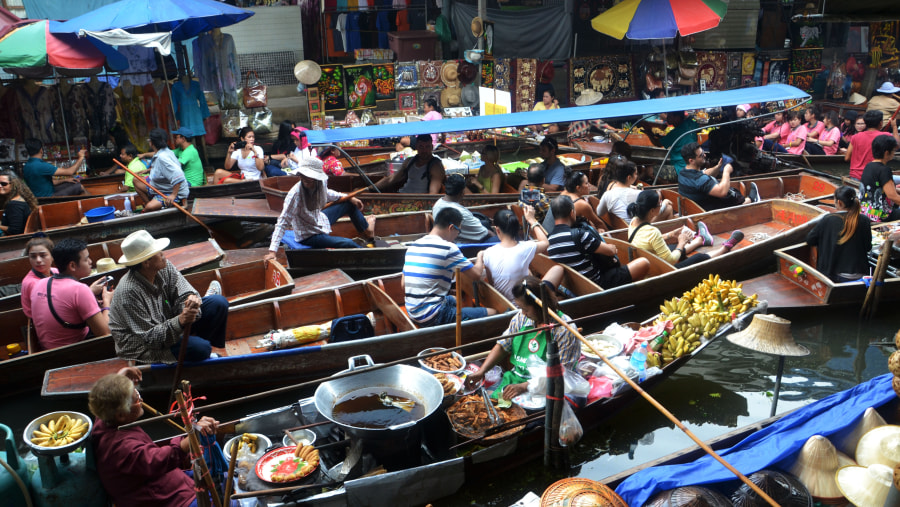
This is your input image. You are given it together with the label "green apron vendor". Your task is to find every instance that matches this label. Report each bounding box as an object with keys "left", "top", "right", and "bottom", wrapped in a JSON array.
[{"left": 465, "top": 276, "right": 580, "bottom": 400}]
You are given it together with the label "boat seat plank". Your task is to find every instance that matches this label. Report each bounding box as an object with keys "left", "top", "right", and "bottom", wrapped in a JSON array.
[
  {"left": 291, "top": 269, "right": 354, "bottom": 294},
  {"left": 223, "top": 339, "right": 253, "bottom": 357},
  {"left": 192, "top": 198, "right": 280, "bottom": 221},
  {"left": 44, "top": 358, "right": 130, "bottom": 394},
  {"left": 364, "top": 282, "right": 416, "bottom": 332},
  {"left": 223, "top": 247, "right": 287, "bottom": 268},
  {"left": 741, "top": 274, "right": 827, "bottom": 308}
]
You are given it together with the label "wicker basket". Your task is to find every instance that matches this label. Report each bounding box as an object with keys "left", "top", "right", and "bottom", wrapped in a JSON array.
[{"left": 540, "top": 478, "right": 628, "bottom": 507}]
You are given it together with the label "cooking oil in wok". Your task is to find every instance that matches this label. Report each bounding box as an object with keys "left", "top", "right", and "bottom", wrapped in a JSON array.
[{"left": 332, "top": 387, "right": 424, "bottom": 428}]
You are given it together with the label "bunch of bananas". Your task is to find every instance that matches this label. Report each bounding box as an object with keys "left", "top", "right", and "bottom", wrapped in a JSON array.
[
  {"left": 235, "top": 433, "right": 259, "bottom": 454},
  {"left": 650, "top": 275, "right": 758, "bottom": 367},
  {"left": 31, "top": 414, "right": 87, "bottom": 447}
]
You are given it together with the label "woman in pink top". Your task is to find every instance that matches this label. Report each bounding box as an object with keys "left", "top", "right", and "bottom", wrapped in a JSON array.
[
  {"left": 785, "top": 111, "right": 809, "bottom": 155},
  {"left": 421, "top": 98, "right": 443, "bottom": 147},
  {"left": 807, "top": 111, "right": 842, "bottom": 155},
  {"left": 803, "top": 106, "right": 825, "bottom": 139},
  {"left": 21, "top": 236, "right": 56, "bottom": 319},
  {"left": 760, "top": 111, "right": 789, "bottom": 152}
]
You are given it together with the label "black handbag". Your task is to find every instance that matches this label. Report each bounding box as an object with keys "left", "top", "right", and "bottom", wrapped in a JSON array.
[{"left": 330, "top": 314, "right": 375, "bottom": 343}]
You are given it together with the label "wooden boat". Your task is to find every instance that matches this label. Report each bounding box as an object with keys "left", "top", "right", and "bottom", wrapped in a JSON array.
[
  {"left": 607, "top": 374, "right": 896, "bottom": 506},
  {"left": 740, "top": 241, "right": 900, "bottom": 310},
  {"left": 0, "top": 197, "right": 196, "bottom": 256},
  {"left": 112, "top": 305, "right": 758, "bottom": 506},
  {"left": 182, "top": 259, "right": 294, "bottom": 306},
  {"left": 37, "top": 173, "right": 129, "bottom": 205},
  {"left": 41, "top": 273, "right": 515, "bottom": 398},
  {"left": 538, "top": 200, "right": 827, "bottom": 317},
  {"left": 0, "top": 238, "right": 225, "bottom": 313}
]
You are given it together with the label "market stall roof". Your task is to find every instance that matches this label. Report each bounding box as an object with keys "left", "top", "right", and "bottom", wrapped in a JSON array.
[
  {"left": 0, "top": 19, "right": 106, "bottom": 70},
  {"left": 794, "top": 0, "right": 900, "bottom": 22},
  {"left": 305, "top": 84, "right": 810, "bottom": 145},
  {"left": 51, "top": 0, "right": 253, "bottom": 41},
  {"left": 0, "top": 6, "right": 21, "bottom": 39}
]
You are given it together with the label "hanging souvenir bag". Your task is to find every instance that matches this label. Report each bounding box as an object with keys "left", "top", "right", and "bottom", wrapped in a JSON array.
[{"left": 242, "top": 71, "right": 268, "bottom": 109}]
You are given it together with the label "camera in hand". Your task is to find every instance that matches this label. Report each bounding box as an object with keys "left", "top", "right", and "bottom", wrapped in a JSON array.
[
  {"left": 520, "top": 188, "right": 542, "bottom": 205},
  {"left": 234, "top": 141, "right": 247, "bottom": 150}
]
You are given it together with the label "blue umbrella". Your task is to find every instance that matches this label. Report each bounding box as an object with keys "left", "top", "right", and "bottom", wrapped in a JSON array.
[{"left": 51, "top": 0, "right": 253, "bottom": 42}]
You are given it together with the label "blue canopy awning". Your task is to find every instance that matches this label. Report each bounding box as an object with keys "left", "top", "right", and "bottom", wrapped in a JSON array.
[
  {"left": 305, "top": 84, "right": 809, "bottom": 144},
  {"left": 50, "top": 0, "right": 253, "bottom": 42}
]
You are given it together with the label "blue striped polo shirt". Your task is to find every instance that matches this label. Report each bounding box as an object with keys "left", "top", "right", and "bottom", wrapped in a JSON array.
[{"left": 403, "top": 234, "right": 473, "bottom": 323}]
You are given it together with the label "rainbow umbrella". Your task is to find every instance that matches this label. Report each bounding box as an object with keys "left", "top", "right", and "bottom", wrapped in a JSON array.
[
  {"left": 0, "top": 20, "right": 106, "bottom": 69},
  {"left": 591, "top": 0, "right": 728, "bottom": 40}
]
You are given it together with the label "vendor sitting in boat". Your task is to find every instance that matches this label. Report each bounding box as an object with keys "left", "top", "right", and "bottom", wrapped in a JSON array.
[
  {"left": 677, "top": 142, "right": 758, "bottom": 211},
  {"left": 645, "top": 111, "right": 699, "bottom": 177},
  {"left": 465, "top": 276, "right": 579, "bottom": 400},
  {"left": 403, "top": 207, "right": 497, "bottom": 327},
  {"left": 110, "top": 230, "right": 228, "bottom": 363},
  {"left": 134, "top": 128, "right": 190, "bottom": 212},
  {"left": 806, "top": 186, "right": 871, "bottom": 283},
  {"left": 432, "top": 174, "right": 497, "bottom": 243},
  {"left": 89, "top": 367, "right": 232, "bottom": 507},
  {"left": 265, "top": 157, "right": 376, "bottom": 253},
  {"left": 22, "top": 138, "right": 86, "bottom": 197},
  {"left": 372, "top": 134, "right": 444, "bottom": 194}
]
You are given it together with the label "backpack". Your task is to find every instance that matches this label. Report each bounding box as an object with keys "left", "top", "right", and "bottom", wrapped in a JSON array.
[
  {"left": 330, "top": 314, "right": 375, "bottom": 343},
  {"left": 570, "top": 222, "right": 620, "bottom": 271}
]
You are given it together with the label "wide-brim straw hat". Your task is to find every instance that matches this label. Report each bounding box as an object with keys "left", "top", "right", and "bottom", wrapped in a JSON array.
[
  {"left": 95, "top": 257, "right": 120, "bottom": 273},
  {"left": 461, "top": 85, "right": 479, "bottom": 108},
  {"left": 848, "top": 92, "right": 867, "bottom": 105},
  {"left": 856, "top": 425, "right": 900, "bottom": 468},
  {"left": 441, "top": 61, "right": 460, "bottom": 88},
  {"left": 726, "top": 314, "right": 810, "bottom": 356},
  {"left": 441, "top": 86, "right": 462, "bottom": 109},
  {"left": 294, "top": 60, "right": 322, "bottom": 85},
  {"left": 296, "top": 156, "right": 328, "bottom": 182},
  {"left": 575, "top": 89, "right": 603, "bottom": 106},
  {"left": 788, "top": 435, "right": 855, "bottom": 501},
  {"left": 836, "top": 406, "right": 887, "bottom": 456},
  {"left": 471, "top": 16, "right": 484, "bottom": 38},
  {"left": 118, "top": 230, "right": 170, "bottom": 266},
  {"left": 835, "top": 464, "right": 894, "bottom": 507},
  {"left": 540, "top": 478, "right": 628, "bottom": 507}
]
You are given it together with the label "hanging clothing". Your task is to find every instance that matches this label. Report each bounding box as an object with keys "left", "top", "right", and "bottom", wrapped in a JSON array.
[
  {"left": 87, "top": 81, "right": 117, "bottom": 148},
  {"left": 118, "top": 46, "right": 157, "bottom": 86},
  {"left": 114, "top": 83, "right": 150, "bottom": 153},
  {"left": 171, "top": 80, "right": 209, "bottom": 136},
  {"left": 17, "top": 85, "right": 61, "bottom": 143},
  {"left": 64, "top": 84, "right": 92, "bottom": 141},
  {"left": 0, "top": 85, "right": 22, "bottom": 141},
  {"left": 376, "top": 11, "right": 390, "bottom": 48},
  {"left": 192, "top": 32, "right": 241, "bottom": 109},
  {"left": 346, "top": 13, "right": 362, "bottom": 54},
  {"left": 143, "top": 82, "right": 177, "bottom": 137}
]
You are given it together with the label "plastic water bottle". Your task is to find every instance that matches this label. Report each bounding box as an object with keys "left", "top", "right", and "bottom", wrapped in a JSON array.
[
  {"left": 123, "top": 198, "right": 132, "bottom": 213},
  {"left": 630, "top": 343, "right": 648, "bottom": 382}
]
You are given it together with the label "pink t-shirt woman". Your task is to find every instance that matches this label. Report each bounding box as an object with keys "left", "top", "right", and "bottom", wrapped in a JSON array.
[
  {"left": 818, "top": 126, "right": 842, "bottom": 156},
  {"left": 786, "top": 124, "right": 809, "bottom": 155},
  {"left": 22, "top": 267, "right": 57, "bottom": 319}
]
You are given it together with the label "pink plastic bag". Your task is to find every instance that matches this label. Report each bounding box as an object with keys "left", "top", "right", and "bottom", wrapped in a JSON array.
[{"left": 587, "top": 376, "right": 613, "bottom": 403}]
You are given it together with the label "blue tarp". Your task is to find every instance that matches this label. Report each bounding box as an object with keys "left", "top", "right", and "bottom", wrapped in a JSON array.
[
  {"left": 305, "top": 85, "right": 810, "bottom": 144},
  {"left": 615, "top": 373, "right": 896, "bottom": 506},
  {"left": 22, "top": 0, "right": 117, "bottom": 21}
]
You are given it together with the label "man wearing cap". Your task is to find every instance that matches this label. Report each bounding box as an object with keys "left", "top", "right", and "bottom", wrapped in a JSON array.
[
  {"left": 31, "top": 238, "right": 113, "bottom": 350},
  {"left": 110, "top": 230, "right": 228, "bottom": 363},
  {"left": 265, "top": 157, "right": 375, "bottom": 255},
  {"left": 373, "top": 134, "right": 445, "bottom": 194},
  {"left": 867, "top": 82, "right": 900, "bottom": 129},
  {"left": 171, "top": 127, "right": 204, "bottom": 187},
  {"left": 134, "top": 128, "right": 189, "bottom": 212}
]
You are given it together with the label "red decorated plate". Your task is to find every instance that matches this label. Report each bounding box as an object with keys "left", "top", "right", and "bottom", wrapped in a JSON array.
[{"left": 254, "top": 446, "right": 318, "bottom": 484}]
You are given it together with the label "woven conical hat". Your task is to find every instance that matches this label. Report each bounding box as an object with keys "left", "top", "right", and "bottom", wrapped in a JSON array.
[
  {"left": 726, "top": 314, "right": 809, "bottom": 356},
  {"left": 294, "top": 60, "right": 322, "bottom": 85}
]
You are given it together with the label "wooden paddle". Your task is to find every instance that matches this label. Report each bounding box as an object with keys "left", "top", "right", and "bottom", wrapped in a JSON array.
[
  {"left": 222, "top": 439, "right": 239, "bottom": 507},
  {"left": 168, "top": 321, "right": 193, "bottom": 410},
  {"left": 523, "top": 288, "right": 780, "bottom": 507},
  {"left": 176, "top": 385, "right": 223, "bottom": 507},
  {"left": 325, "top": 185, "right": 369, "bottom": 209},
  {"left": 113, "top": 158, "right": 226, "bottom": 243},
  {"left": 141, "top": 402, "right": 186, "bottom": 432},
  {"left": 455, "top": 267, "right": 463, "bottom": 348}
]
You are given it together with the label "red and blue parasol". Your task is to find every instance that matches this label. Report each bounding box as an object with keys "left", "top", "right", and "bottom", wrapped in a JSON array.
[{"left": 591, "top": 0, "right": 728, "bottom": 40}]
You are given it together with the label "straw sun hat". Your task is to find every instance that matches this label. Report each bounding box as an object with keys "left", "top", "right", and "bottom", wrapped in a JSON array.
[
  {"left": 118, "top": 230, "right": 171, "bottom": 266},
  {"left": 294, "top": 60, "right": 322, "bottom": 85},
  {"left": 575, "top": 89, "right": 603, "bottom": 106},
  {"left": 836, "top": 463, "right": 894, "bottom": 507},
  {"left": 855, "top": 425, "right": 900, "bottom": 468},
  {"left": 787, "top": 435, "right": 855, "bottom": 502},
  {"left": 726, "top": 314, "right": 809, "bottom": 357},
  {"left": 540, "top": 478, "right": 627, "bottom": 507},
  {"left": 441, "top": 61, "right": 460, "bottom": 88},
  {"left": 295, "top": 157, "right": 328, "bottom": 182},
  {"left": 95, "top": 257, "right": 120, "bottom": 273},
  {"left": 730, "top": 469, "right": 812, "bottom": 507}
]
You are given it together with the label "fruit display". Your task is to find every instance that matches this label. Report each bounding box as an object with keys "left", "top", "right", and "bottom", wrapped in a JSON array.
[
  {"left": 269, "top": 444, "right": 319, "bottom": 483},
  {"left": 650, "top": 275, "right": 758, "bottom": 367},
  {"left": 31, "top": 414, "right": 88, "bottom": 447},
  {"left": 233, "top": 433, "right": 259, "bottom": 455}
]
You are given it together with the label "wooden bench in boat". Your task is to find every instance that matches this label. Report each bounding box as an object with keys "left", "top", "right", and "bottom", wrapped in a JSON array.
[{"left": 25, "top": 195, "right": 140, "bottom": 233}]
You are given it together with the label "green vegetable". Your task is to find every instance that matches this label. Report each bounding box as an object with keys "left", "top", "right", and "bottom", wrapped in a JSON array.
[{"left": 497, "top": 398, "right": 512, "bottom": 409}]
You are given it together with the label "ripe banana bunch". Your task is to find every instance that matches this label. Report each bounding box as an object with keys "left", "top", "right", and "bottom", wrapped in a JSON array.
[
  {"left": 653, "top": 275, "right": 758, "bottom": 366},
  {"left": 294, "top": 442, "right": 320, "bottom": 467},
  {"left": 31, "top": 414, "right": 88, "bottom": 447},
  {"left": 236, "top": 433, "right": 258, "bottom": 454}
]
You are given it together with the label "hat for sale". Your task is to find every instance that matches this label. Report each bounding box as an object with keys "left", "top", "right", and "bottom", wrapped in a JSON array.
[
  {"left": 876, "top": 81, "right": 900, "bottom": 94},
  {"left": 471, "top": 17, "right": 484, "bottom": 38},
  {"left": 441, "top": 60, "right": 460, "bottom": 88},
  {"left": 294, "top": 60, "right": 322, "bottom": 85},
  {"left": 458, "top": 61, "right": 478, "bottom": 85},
  {"left": 461, "top": 84, "right": 479, "bottom": 108},
  {"left": 441, "top": 86, "right": 462, "bottom": 109},
  {"left": 575, "top": 89, "right": 603, "bottom": 106}
]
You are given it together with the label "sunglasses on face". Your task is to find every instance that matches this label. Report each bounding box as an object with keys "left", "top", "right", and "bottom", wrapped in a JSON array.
[{"left": 0, "top": 181, "right": 10, "bottom": 187}]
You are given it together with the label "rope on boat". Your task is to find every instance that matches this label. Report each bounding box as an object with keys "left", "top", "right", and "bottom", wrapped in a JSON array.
[{"left": 747, "top": 232, "right": 771, "bottom": 243}]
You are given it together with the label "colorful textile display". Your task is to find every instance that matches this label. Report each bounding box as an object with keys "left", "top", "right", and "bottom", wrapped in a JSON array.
[
  {"left": 481, "top": 60, "right": 494, "bottom": 88},
  {"left": 418, "top": 60, "right": 442, "bottom": 87},
  {"left": 318, "top": 65, "right": 346, "bottom": 111},
  {"left": 171, "top": 80, "right": 209, "bottom": 136},
  {"left": 192, "top": 31, "right": 241, "bottom": 109},
  {"left": 696, "top": 51, "right": 727, "bottom": 90},
  {"left": 494, "top": 58, "right": 511, "bottom": 92},
  {"left": 398, "top": 91, "right": 417, "bottom": 111},
  {"left": 514, "top": 58, "right": 537, "bottom": 113},
  {"left": 419, "top": 88, "right": 441, "bottom": 109},
  {"left": 114, "top": 83, "right": 149, "bottom": 152},
  {"left": 869, "top": 21, "right": 899, "bottom": 68},
  {"left": 395, "top": 61, "right": 418, "bottom": 90},
  {"left": 344, "top": 64, "right": 376, "bottom": 109},
  {"left": 789, "top": 71, "right": 816, "bottom": 92},
  {"left": 373, "top": 63, "right": 396, "bottom": 100},
  {"left": 791, "top": 48, "right": 822, "bottom": 73},
  {"left": 143, "top": 81, "right": 176, "bottom": 138},
  {"left": 569, "top": 55, "right": 635, "bottom": 103}
]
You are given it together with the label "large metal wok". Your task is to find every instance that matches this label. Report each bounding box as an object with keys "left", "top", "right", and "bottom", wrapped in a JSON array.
[{"left": 314, "top": 355, "right": 444, "bottom": 439}]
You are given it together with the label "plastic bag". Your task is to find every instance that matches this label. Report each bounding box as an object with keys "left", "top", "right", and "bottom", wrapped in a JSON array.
[
  {"left": 222, "top": 109, "right": 245, "bottom": 138},
  {"left": 249, "top": 107, "right": 273, "bottom": 134},
  {"left": 526, "top": 356, "right": 547, "bottom": 394},
  {"left": 558, "top": 400, "right": 583, "bottom": 447},
  {"left": 563, "top": 368, "right": 590, "bottom": 397}
]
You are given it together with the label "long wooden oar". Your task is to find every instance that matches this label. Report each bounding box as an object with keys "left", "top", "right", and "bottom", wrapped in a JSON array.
[
  {"left": 168, "top": 322, "right": 193, "bottom": 410},
  {"left": 141, "top": 402, "right": 186, "bottom": 432},
  {"left": 523, "top": 288, "right": 779, "bottom": 507},
  {"left": 113, "top": 158, "right": 219, "bottom": 239},
  {"left": 324, "top": 186, "right": 369, "bottom": 210}
]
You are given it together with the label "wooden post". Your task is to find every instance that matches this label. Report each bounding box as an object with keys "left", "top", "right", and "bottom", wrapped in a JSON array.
[
  {"left": 176, "top": 385, "right": 223, "bottom": 507},
  {"left": 455, "top": 268, "right": 462, "bottom": 348},
  {"left": 169, "top": 322, "right": 193, "bottom": 410},
  {"left": 861, "top": 239, "right": 893, "bottom": 319},
  {"left": 540, "top": 282, "right": 567, "bottom": 469}
]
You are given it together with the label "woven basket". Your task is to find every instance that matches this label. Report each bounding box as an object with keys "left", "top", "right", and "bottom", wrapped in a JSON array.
[{"left": 540, "top": 478, "right": 628, "bottom": 507}]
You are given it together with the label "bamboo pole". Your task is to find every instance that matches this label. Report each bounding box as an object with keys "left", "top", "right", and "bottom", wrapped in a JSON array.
[
  {"left": 222, "top": 437, "right": 239, "bottom": 506},
  {"left": 523, "top": 288, "right": 779, "bottom": 507},
  {"left": 169, "top": 322, "right": 193, "bottom": 410},
  {"left": 176, "top": 386, "right": 223, "bottom": 507},
  {"left": 860, "top": 239, "right": 893, "bottom": 319},
  {"left": 455, "top": 267, "right": 463, "bottom": 347},
  {"left": 141, "top": 402, "right": 186, "bottom": 432}
]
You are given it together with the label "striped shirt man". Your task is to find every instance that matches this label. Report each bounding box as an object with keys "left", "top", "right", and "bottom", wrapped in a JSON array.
[
  {"left": 403, "top": 234, "right": 473, "bottom": 324},
  {"left": 547, "top": 223, "right": 601, "bottom": 281}
]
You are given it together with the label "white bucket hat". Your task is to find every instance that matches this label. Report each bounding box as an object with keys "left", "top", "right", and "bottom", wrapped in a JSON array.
[
  {"left": 296, "top": 157, "right": 329, "bottom": 182},
  {"left": 118, "top": 230, "right": 170, "bottom": 266}
]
